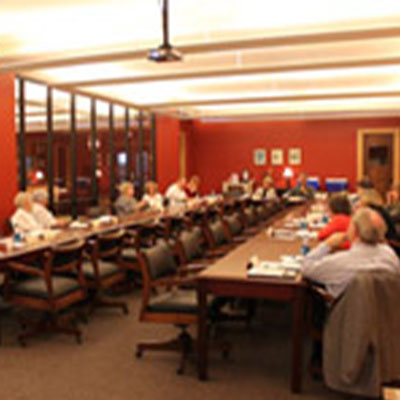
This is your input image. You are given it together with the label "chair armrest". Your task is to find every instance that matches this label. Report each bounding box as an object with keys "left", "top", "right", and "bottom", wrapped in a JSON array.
[
  {"left": 151, "top": 276, "right": 196, "bottom": 288},
  {"left": 179, "top": 263, "right": 208, "bottom": 275},
  {"left": 7, "top": 261, "right": 44, "bottom": 277},
  {"left": 204, "top": 248, "right": 227, "bottom": 258},
  {"left": 310, "top": 285, "right": 335, "bottom": 305}
]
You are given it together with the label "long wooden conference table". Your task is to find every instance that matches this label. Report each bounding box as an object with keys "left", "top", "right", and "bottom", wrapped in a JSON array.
[{"left": 197, "top": 206, "right": 308, "bottom": 393}]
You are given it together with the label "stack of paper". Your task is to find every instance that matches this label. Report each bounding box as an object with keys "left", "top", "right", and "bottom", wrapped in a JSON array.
[{"left": 248, "top": 260, "right": 299, "bottom": 280}]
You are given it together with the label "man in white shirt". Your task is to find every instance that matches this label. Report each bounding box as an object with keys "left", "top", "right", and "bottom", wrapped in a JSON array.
[
  {"left": 253, "top": 176, "right": 278, "bottom": 201},
  {"left": 302, "top": 207, "right": 400, "bottom": 299},
  {"left": 32, "top": 189, "right": 56, "bottom": 229},
  {"left": 303, "top": 207, "right": 400, "bottom": 378},
  {"left": 165, "top": 178, "right": 187, "bottom": 208},
  {"left": 11, "top": 192, "right": 41, "bottom": 234}
]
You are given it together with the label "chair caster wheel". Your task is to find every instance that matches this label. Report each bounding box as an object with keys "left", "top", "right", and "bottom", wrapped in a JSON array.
[{"left": 135, "top": 349, "right": 142, "bottom": 359}]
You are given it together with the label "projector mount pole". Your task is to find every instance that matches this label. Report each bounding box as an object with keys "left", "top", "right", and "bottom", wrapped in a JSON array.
[{"left": 162, "top": 0, "right": 169, "bottom": 48}]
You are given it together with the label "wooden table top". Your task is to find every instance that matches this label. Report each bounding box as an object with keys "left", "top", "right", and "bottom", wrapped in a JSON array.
[
  {"left": 0, "top": 197, "right": 263, "bottom": 262},
  {"left": 199, "top": 205, "right": 310, "bottom": 285},
  {"left": 0, "top": 209, "right": 162, "bottom": 262}
]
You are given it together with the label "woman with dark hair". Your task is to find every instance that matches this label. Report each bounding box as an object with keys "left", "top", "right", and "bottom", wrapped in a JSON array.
[{"left": 318, "top": 194, "right": 352, "bottom": 249}]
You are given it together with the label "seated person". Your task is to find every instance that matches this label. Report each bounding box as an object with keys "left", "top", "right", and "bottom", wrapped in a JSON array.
[
  {"left": 31, "top": 189, "right": 56, "bottom": 229},
  {"left": 357, "top": 189, "right": 398, "bottom": 245},
  {"left": 185, "top": 175, "right": 200, "bottom": 198},
  {"left": 303, "top": 207, "right": 400, "bottom": 299},
  {"left": 302, "top": 207, "right": 400, "bottom": 375},
  {"left": 386, "top": 184, "right": 400, "bottom": 219},
  {"left": 142, "top": 181, "right": 163, "bottom": 211},
  {"left": 386, "top": 183, "right": 400, "bottom": 206},
  {"left": 11, "top": 192, "right": 41, "bottom": 234},
  {"left": 114, "top": 181, "right": 146, "bottom": 216},
  {"left": 253, "top": 176, "right": 278, "bottom": 201},
  {"left": 165, "top": 178, "right": 187, "bottom": 207},
  {"left": 349, "top": 178, "right": 374, "bottom": 206},
  {"left": 285, "top": 172, "right": 314, "bottom": 199},
  {"left": 318, "top": 194, "right": 352, "bottom": 249},
  {"left": 241, "top": 169, "right": 251, "bottom": 183}
]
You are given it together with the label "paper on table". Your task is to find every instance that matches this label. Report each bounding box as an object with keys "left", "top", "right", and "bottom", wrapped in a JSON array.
[{"left": 248, "top": 260, "right": 298, "bottom": 279}]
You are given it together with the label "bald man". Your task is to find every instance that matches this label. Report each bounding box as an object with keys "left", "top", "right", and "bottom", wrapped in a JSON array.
[{"left": 302, "top": 207, "right": 400, "bottom": 299}]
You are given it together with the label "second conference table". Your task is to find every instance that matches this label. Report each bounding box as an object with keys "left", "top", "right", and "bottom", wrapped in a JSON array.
[{"left": 197, "top": 206, "right": 310, "bottom": 393}]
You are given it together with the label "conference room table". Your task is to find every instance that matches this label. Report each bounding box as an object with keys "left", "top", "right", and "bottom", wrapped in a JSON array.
[
  {"left": 0, "top": 196, "right": 227, "bottom": 263},
  {"left": 196, "top": 206, "right": 311, "bottom": 393}
]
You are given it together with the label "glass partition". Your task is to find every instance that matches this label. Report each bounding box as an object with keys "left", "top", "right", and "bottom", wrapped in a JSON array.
[{"left": 15, "top": 77, "right": 154, "bottom": 216}]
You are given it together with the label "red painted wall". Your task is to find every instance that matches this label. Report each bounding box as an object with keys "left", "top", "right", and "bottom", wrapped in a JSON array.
[
  {"left": 186, "top": 117, "right": 400, "bottom": 194},
  {"left": 0, "top": 73, "right": 18, "bottom": 231},
  {"left": 156, "top": 115, "right": 181, "bottom": 192}
]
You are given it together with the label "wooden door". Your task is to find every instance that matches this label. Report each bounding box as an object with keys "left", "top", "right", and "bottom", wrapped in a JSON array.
[{"left": 363, "top": 133, "right": 393, "bottom": 196}]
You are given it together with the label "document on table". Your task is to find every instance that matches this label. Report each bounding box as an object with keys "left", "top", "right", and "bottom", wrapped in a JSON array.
[{"left": 248, "top": 259, "right": 300, "bottom": 280}]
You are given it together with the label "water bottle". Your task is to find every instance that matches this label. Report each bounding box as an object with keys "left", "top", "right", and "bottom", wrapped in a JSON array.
[{"left": 301, "top": 236, "right": 310, "bottom": 255}]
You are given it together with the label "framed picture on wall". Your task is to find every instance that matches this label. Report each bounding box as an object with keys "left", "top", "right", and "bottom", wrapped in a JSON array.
[
  {"left": 253, "top": 148, "right": 267, "bottom": 166},
  {"left": 288, "top": 148, "right": 302, "bottom": 165},
  {"left": 271, "top": 148, "right": 284, "bottom": 165}
]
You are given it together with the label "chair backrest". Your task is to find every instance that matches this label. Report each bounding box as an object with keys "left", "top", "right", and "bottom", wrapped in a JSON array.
[
  {"left": 244, "top": 206, "right": 258, "bottom": 226},
  {"left": 97, "top": 229, "right": 125, "bottom": 258},
  {"left": 323, "top": 270, "right": 400, "bottom": 397},
  {"left": 50, "top": 239, "right": 86, "bottom": 274},
  {"left": 179, "top": 227, "right": 204, "bottom": 262},
  {"left": 224, "top": 213, "right": 244, "bottom": 236},
  {"left": 141, "top": 240, "right": 178, "bottom": 281},
  {"left": 209, "top": 219, "right": 228, "bottom": 245}
]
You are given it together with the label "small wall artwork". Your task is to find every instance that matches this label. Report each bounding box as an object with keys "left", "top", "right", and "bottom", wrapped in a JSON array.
[
  {"left": 271, "top": 148, "right": 284, "bottom": 165},
  {"left": 288, "top": 148, "right": 302, "bottom": 165},
  {"left": 253, "top": 148, "right": 267, "bottom": 166}
]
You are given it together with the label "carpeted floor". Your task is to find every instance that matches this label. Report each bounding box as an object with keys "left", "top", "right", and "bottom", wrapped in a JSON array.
[{"left": 0, "top": 293, "right": 347, "bottom": 400}]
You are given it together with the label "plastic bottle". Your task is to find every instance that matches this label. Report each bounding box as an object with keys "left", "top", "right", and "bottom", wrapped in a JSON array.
[{"left": 301, "top": 236, "right": 310, "bottom": 255}]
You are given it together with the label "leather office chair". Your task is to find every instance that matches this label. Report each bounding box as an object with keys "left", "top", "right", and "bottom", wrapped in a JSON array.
[
  {"left": 222, "top": 213, "right": 249, "bottom": 244},
  {"left": 83, "top": 229, "right": 129, "bottom": 315},
  {"left": 135, "top": 240, "right": 228, "bottom": 374},
  {"left": 203, "top": 218, "right": 236, "bottom": 257},
  {"left": 241, "top": 205, "right": 262, "bottom": 235},
  {"left": 5, "top": 239, "right": 87, "bottom": 345},
  {"left": 175, "top": 227, "right": 214, "bottom": 275}
]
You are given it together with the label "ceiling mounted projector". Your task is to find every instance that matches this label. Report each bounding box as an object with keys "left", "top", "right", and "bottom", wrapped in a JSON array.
[
  {"left": 148, "top": 0, "right": 182, "bottom": 63},
  {"left": 148, "top": 44, "right": 182, "bottom": 62}
]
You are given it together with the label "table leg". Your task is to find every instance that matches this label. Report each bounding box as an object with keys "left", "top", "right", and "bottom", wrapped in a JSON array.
[
  {"left": 291, "top": 287, "right": 305, "bottom": 393},
  {"left": 197, "top": 279, "right": 208, "bottom": 380}
]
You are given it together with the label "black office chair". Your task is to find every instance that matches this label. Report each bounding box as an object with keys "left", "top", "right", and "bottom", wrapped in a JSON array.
[
  {"left": 82, "top": 229, "right": 129, "bottom": 315},
  {"left": 5, "top": 239, "right": 87, "bottom": 345},
  {"left": 135, "top": 240, "right": 228, "bottom": 374}
]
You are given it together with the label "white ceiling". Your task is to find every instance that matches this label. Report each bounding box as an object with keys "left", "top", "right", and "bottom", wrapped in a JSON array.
[{"left": 3, "top": 0, "right": 400, "bottom": 120}]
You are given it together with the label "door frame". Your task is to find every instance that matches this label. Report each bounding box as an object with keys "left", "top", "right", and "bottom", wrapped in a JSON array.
[
  {"left": 357, "top": 127, "right": 399, "bottom": 186},
  {"left": 179, "top": 130, "right": 187, "bottom": 179}
]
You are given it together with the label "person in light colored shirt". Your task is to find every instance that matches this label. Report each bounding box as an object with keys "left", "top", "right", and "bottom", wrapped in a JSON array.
[
  {"left": 253, "top": 176, "right": 278, "bottom": 201},
  {"left": 302, "top": 207, "right": 400, "bottom": 299},
  {"left": 11, "top": 192, "right": 41, "bottom": 235},
  {"left": 185, "top": 175, "right": 200, "bottom": 198},
  {"left": 165, "top": 178, "right": 187, "bottom": 207},
  {"left": 32, "top": 189, "right": 56, "bottom": 229},
  {"left": 142, "top": 181, "right": 163, "bottom": 211},
  {"left": 114, "top": 181, "right": 146, "bottom": 216}
]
